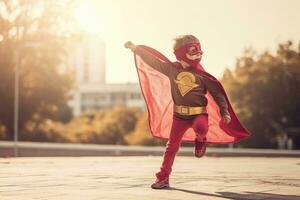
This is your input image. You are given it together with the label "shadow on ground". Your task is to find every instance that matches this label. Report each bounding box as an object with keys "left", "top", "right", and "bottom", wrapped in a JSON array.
[{"left": 169, "top": 187, "right": 300, "bottom": 200}]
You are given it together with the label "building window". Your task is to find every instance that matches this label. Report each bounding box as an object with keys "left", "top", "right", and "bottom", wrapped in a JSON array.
[
  {"left": 95, "top": 94, "right": 107, "bottom": 101},
  {"left": 111, "top": 92, "right": 126, "bottom": 101},
  {"left": 130, "top": 92, "right": 141, "bottom": 99}
]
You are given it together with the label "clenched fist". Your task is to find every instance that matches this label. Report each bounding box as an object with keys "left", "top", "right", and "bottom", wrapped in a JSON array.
[
  {"left": 222, "top": 114, "right": 231, "bottom": 124},
  {"left": 124, "top": 41, "right": 137, "bottom": 52}
]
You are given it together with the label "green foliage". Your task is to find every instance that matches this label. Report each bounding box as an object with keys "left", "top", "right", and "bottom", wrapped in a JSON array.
[
  {"left": 125, "top": 112, "right": 165, "bottom": 146},
  {"left": 21, "top": 107, "right": 149, "bottom": 145},
  {"left": 0, "top": 123, "right": 6, "bottom": 140},
  {"left": 87, "top": 106, "right": 142, "bottom": 144},
  {"left": 221, "top": 41, "right": 300, "bottom": 149},
  {"left": 19, "top": 106, "right": 166, "bottom": 146},
  {"left": 0, "top": 0, "right": 75, "bottom": 139}
]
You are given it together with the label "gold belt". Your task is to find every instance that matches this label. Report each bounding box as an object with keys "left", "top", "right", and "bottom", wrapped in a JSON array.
[{"left": 174, "top": 105, "right": 207, "bottom": 116}]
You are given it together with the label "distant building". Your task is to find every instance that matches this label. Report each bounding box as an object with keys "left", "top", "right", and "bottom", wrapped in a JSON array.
[
  {"left": 68, "top": 35, "right": 145, "bottom": 116},
  {"left": 71, "top": 35, "right": 106, "bottom": 84},
  {"left": 68, "top": 83, "right": 145, "bottom": 116}
]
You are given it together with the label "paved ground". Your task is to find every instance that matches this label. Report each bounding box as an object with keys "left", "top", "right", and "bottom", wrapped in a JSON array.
[{"left": 0, "top": 156, "right": 299, "bottom": 200}]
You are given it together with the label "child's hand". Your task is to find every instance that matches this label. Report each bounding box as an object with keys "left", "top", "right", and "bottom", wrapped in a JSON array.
[
  {"left": 124, "top": 41, "right": 136, "bottom": 52},
  {"left": 222, "top": 114, "right": 231, "bottom": 124}
]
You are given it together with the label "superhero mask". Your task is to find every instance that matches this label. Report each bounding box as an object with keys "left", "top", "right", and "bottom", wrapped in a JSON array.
[{"left": 174, "top": 42, "right": 203, "bottom": 69}]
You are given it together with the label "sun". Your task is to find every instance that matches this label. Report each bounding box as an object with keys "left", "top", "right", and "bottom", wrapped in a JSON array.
[{"left": 73, "top": 2, "right": 104, "bottom": 35}]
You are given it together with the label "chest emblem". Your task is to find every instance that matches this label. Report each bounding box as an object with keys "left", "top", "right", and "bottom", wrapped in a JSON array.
[{"left": 174, "top": 72, "right": 199, "bottom": 96}]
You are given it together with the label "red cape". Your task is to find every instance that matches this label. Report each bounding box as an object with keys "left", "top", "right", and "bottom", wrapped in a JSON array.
[{"left": 134, "top": 45, "right": 251, "bottom": 144}]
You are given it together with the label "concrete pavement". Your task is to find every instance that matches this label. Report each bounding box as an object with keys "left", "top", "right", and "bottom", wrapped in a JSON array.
[{"left": 0, "top": 156, "right": 300, "bottom": 200}]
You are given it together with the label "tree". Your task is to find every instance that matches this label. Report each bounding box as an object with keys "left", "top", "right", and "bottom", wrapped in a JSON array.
[
  {"left": 125, "top": 112, "right": 165, "bottom": 146},
  {"left": 0, "top": 0, "right": 75, "bottom": 140},
  {"left": 23, "top": 107, "right": 143, "bottom": 144},
  {"left": 221, "top": 41, "right": 300, "bottom": 149},
  {"left": 90, "top": 107, "right": 142, "bottom": 144}
]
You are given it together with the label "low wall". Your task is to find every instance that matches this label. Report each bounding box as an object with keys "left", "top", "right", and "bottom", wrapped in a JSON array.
[{"left": 1, "top": 141, "right": 299, "bottom": 157}]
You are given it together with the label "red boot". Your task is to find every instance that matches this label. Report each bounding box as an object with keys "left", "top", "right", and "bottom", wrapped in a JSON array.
[
  {"left": 194, "top": 137, "right": 207, "bottom": 158},
  {"left": 151, "top": 177, "right": 170, "bottom": 189}
]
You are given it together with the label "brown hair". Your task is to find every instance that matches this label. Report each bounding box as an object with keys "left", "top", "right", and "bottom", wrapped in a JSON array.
[{"left": 173, "top": 35, "right": 199, "bottom": 51}]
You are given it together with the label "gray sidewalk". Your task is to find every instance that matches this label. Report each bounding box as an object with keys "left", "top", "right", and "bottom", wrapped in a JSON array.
[{"left": 0, "top": 156, "right": 299, "bottom": 200}]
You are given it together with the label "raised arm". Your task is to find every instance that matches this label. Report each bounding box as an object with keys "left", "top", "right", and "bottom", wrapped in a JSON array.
[{"left": 124, "top": 41, "right": 172, "bottom": 76}]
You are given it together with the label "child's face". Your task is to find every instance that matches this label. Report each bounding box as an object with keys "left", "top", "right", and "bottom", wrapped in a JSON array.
[
  {"left": 186, "top": 52, "right": 202, "bottom": 61},
  {"left": 174, "top": 42, "right": 203, "bottom": 64},
  {"left": 185, "top": 44, "right": 203, "bottom": 61}
]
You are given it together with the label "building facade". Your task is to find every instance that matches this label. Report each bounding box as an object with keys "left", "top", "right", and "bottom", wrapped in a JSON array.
[
  {"left": 68, "top": 35, "right": 145, "bottom": 116},
  {"left": 69, "top": 83, "right": 145, "bottom": 116}
]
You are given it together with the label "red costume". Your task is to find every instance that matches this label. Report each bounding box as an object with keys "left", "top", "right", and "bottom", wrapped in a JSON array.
[{"left": 132, "top": 43, "right": 250, "bottom": 180}]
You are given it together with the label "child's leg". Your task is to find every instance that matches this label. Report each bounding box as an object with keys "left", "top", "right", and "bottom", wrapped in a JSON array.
[
  {"left": 156, "top": 117, "right": 192, "bottom": 179},
  {"left": 192, "top": 114, "right": 209, "bottom": 141}
]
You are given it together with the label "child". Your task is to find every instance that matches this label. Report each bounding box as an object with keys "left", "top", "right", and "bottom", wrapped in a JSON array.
[{"left": 124, "top": 35, "right": 250, "bottom": 189}]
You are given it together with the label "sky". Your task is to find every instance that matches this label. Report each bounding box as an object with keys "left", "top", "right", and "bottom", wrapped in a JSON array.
[{"left": 74, "top": 0, "right": 300, "bottom": 83}]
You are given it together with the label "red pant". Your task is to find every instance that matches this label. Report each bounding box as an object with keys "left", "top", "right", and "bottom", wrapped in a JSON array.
[{"left": 156, "top": 114, "right": 208, "bottom": 179}]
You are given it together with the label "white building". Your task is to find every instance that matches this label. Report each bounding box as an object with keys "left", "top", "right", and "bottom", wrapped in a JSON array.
[
  {"left": 69, "top": 83, "right": 144, "bottom": 115},
  {"left": 72, "top": 35, "right": 106, "bottom": 84},
  {"left": 68, "top": 35, "right": 145, "bottom": 116}
]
